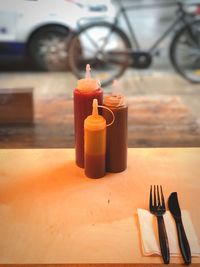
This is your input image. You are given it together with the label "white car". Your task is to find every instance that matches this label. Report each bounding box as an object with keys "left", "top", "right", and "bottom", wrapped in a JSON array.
[{"left": 0, "top": 0, "right": 116, "bottom": 70}]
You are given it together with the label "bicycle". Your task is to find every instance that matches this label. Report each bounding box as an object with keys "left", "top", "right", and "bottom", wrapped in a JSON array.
[{"left": 68, "top": 0, "right": 200, "bottom": 87}]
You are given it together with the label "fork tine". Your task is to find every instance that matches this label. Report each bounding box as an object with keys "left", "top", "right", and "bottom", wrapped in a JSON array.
[
  {"left": 150, "top": 185, "right": 166, "bottom": 211},
  {"left": 149, "top": 185, "right": 153, "bottom": 210},
  {"left": 160, "top": 185, "right": 165, "bottom": 209},
  {"left": 157, "top": 185, "right": 161, "bottom": 206},
  {"left": 154, "top": 185, "right": 156, "bottom": 206}
]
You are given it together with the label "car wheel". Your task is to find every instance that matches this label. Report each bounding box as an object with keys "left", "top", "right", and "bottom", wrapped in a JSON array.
[{"left": 29, "top": 25, "right": 71, "bottom": 71}]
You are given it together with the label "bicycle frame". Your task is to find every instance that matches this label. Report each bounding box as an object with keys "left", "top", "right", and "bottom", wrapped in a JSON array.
[{"left": 113, "top": 1, "right": 194, "bottom": 54}]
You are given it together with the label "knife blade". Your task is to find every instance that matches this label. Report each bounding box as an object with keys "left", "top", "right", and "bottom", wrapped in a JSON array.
[{"left": 168, "top": 192, "right": 191, "bottom": 265}]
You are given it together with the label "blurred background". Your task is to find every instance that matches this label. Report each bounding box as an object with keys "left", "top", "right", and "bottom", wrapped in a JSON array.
[{"left": 0, "top": 0, "right": 200, "bottom": 148}]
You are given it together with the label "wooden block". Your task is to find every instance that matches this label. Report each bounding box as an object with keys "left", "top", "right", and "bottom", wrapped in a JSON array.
[{"left": 0, "top": 88, "right": 34, "bottom": 124}]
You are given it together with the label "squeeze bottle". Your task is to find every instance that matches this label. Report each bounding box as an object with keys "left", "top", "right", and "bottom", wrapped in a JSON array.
[
  {"left": 102, "top": 92, "right": 128, "bottom": 173},
  {"left": 84, "top": 99, "right": 106, "bottom": 178},
  {"left": 74, "top": 64, "right": 103, "bottom": 168}
]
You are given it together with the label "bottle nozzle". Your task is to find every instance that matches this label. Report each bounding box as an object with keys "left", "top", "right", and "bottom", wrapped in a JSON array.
[
  {"left": 112, "top": 79, "right": 119, "bottom": 96},
  {"left": 92, "top": 99, "right": 99, "bottom": 117},
  {"left": 85, "top": 64, "right": 91, "bottom": 79}
]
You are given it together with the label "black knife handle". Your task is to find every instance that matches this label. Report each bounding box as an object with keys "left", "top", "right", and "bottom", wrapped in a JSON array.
[
  {"left": 176, "top": 218, "right": 191, "bottom": 265},
  {"left": 157, "top": 216, "right": 170, "bottom": 264}
]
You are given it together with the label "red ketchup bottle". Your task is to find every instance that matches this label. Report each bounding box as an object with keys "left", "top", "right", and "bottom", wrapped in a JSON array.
[{"left": 74, "top": 64, "right": 103, "bottom": 168}]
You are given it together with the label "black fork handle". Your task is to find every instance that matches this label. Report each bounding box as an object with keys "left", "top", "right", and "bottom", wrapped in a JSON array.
[{"left": 157, "top": 215, "right": 170, "bottom": 264}]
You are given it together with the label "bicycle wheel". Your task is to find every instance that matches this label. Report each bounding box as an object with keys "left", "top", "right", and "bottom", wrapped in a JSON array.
[
  {"left": 68, "top": 22, "right": 132, "bottom": 87},
  {"left": 170, "top": 20, "right": 200, "bottom": 83}
]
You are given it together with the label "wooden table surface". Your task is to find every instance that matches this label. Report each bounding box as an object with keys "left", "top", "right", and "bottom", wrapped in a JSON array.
[{"left": 0, "top": 148, "right": 200, "bottom": 266}]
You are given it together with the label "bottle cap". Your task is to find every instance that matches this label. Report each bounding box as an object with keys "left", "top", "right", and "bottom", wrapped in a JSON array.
[
  {"left": 104, "top": 80, "right": 125, "bottom": 107},
  {"left": 104, "top": 94, "right": 125, "bottom": 107},
  {"left": 77, "top": 64, "right": 100, "bottom": 91},
  {"left": 84, "top": 99, "right": 106, "bottom": 130}
]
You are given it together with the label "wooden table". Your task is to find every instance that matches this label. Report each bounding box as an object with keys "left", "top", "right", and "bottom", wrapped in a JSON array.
[{"left": 0, "top": 148, "right": 200, "bottom": 266}]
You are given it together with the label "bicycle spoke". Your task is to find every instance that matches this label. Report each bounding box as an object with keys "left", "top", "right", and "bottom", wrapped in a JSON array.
[
  {"left": 81, "top": 45, "right": 99, "bottom": 55},
  {"left": 81, "top": 31, "right": 101, "bottom": 51},
  {"left": 80, "top": 27, "right": 117, "bottom": 54}
]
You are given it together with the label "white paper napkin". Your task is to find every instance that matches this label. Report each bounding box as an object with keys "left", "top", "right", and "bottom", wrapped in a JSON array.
[{"left": 137, "top": 208, "right": 200, "bottom": 256}]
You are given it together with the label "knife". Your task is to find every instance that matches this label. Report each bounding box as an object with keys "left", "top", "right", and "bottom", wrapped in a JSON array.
[{"left": 168, "top": 192, "right": 191, "bottom": 265}]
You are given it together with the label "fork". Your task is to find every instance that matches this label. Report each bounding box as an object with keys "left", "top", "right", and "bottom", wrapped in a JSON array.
[{"left": 149, "top": 185, "right": 170, "bottom": 264}]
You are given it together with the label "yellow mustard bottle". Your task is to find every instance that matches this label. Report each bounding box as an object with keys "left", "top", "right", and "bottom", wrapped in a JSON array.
[{"left": 84, "top": 99, "right": 106, "bottom": 178}]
